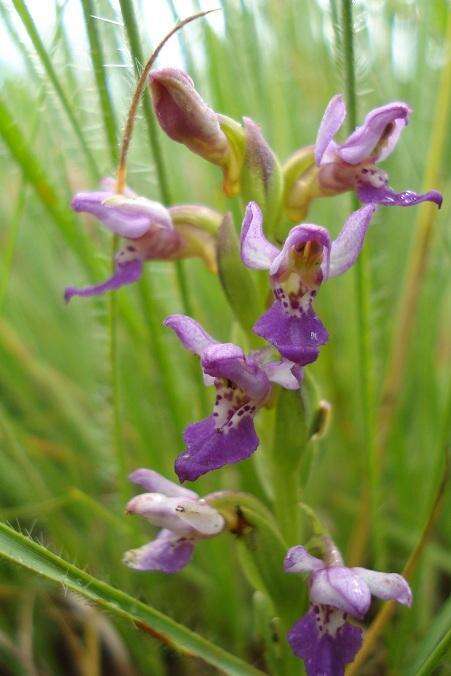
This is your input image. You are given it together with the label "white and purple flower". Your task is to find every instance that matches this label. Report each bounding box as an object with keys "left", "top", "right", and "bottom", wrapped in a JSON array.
[
  {"left": 164, "top": 314, "right": 301, "bottom": 482},
  {"left": 284, "top": 543, "right": 412, "bottom": 675},
  {"left": 240, "top": 201, "right": 376, "bottom": 365},
  {"left": 65, "top": 178, "right": 218, "bottom": 302},
  {"left": 315, "top": 96, "right": 443, "bottom": 208},
  {"left": 124, "top": 468, "right": 225, "bottom": 573}
]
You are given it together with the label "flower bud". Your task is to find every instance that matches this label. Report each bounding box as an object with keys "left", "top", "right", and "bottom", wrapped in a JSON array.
[{"left": 149, "top": 68, "right": 243, "bottom": 196}]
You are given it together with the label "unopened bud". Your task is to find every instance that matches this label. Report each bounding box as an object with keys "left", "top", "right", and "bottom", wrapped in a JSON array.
[
  {"left": 309, "top": 399, "right": 332, "bottom": 440},
  {"left": 149, "top": 68, "right": 243, "bottom": 196}
]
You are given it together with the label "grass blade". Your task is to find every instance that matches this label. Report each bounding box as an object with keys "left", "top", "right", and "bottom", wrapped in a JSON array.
[
  {"left": 0, "top": 521, "right": 265, "bottom": 676},
  {"left": 11, "top": 0, "right": 100, "bottom": 179}
]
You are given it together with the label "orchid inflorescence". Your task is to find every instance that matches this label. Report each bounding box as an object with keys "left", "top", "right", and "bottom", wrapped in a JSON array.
[{"left": 64, "top": 44, "right": 441, "bottom": 675}]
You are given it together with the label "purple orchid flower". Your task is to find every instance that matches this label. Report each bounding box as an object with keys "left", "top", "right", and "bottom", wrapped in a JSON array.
[
  {"left": 316, "top": 96, "right": 442, "bottom": 208},
  {"left": 284, "top": 543, "right": 412, "bottom": 675},
  {"left": 164, "top": 314, "right": 301, "bottom": 482},
  {"left": 65, "top": 178, "right": 217, "bottom": 302},
  {"left": 124, "top": 468, "right": 225, "bottom": 573},
  {"left": 240, "top": 201, "right": 376, "bottom": 365}
]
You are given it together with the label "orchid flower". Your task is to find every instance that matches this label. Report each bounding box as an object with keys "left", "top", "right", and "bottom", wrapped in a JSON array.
[
  {"left": 124, "top": 468, "right": 225, "bottom": 573},
  {"left": 164, "top": 314, "right": 301, "bottom": 482},
  {"left": 284, "top": 97, "right": 442, "bottom": 221},
  {"left": 65, "top": 178, "right": 219, "bottom": 302},
  {"left": 284, "top": 542, "right": 412, "bottom": 675},
  {"left": 240, "top": 201, "right": 376, "bottom": 365}
]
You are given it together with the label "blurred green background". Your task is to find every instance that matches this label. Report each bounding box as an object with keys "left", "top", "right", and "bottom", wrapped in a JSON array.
[{"left": 0, "top": 0, "right": 449, "bottom": 673}]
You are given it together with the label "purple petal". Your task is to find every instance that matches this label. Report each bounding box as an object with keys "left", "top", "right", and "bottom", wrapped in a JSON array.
[
  {"left": 253, "top": 302, "right": 328, "bottom": 366},
  {"left": 71, "top": 191, "right": 172, "bottom": 238},
  {"left": 64, "top": 259, "right": 143, "bottom": 302},
  {"left": 353, "top": 568, "right": 412, "bottom": 606},
  {"left": 315, "top": 94, "right": 347, "bottom": 165},
  {"left": 310, "top": 567, "right": 371, "bottom": 618},
  {"left": 240, "top": 201, "right": 279, "bottom": 270},
  {"left": 269, "top": 224, "right": 331, "bottom": 280},
  {"left": 123, "top": 530, "right": 194, "bottom": 573},
  {"left": 175, "top": 499, "right": 225, "bottom": 536},
  {"left": 284, "top": 546, "right": 324, "bottom": 573},
  {"left": 357, "top": 184, "right": 443, "bottom": 208},
  {"left": 260, "top": 359, "right": 301, "bottom": 390},
  {"left": 337, "top": 102, "right": 411, "bottom": 165},
  {"left": 129, "top": 468, "right": 197, "bottom": 499},
  {"left": 164, "top": 314, "right": 217, "bottom": 356},
  {"left": 201, "top": 343, "right": 270, "bottom": 402},
  {"left": 126, "top": 493, "right": 196, "bottom": 534},
  {"left": 175, "top": 414, "right": 259, "bottom": 482},
  {"left": 329, "top": 204, "right": 377, "bottom": 278},
  {"left": 288, "top": 608, "right": 362, "bottom": 676}
]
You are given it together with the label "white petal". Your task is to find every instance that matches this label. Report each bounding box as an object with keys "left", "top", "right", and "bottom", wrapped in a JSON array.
[
  {"left": 174, "top": 499, "right": 225, "bottom": 536},
  {"left": 353, "top": 568, "right": 412, "bottom": 606}
]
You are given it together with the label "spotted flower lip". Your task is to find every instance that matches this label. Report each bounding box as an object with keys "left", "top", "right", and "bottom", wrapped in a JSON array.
[
  {"left": 240, "top": 201, "right": 376, "bottom": 364},
  {"left": 314, "top": 95, "right": 443, "bottom": 209},
  {"left": 65, "top": 179, "right": 219, "bottom": 302},
  {"left": 164, "top": 314, "right": 301, "bottom": 482},
  {"left": 123, "top": 468, "right": 225, "bottom": 574},
  {"left": 284, "top": 544, "right": 412, "bottom": 675}
]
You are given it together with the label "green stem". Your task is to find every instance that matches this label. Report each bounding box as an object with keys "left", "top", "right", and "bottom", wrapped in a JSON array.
[{"left": 340, "top": 0, "right": 381, "bottom": 567}]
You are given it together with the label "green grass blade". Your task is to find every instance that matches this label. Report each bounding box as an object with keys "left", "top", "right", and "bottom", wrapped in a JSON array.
[
  {"left": 413, "top": 628, "right": 451, "bottom": 676},
  {"left": 11, "top": 0, "right": 100, "bottom": 179},
  {"left": 80, "top": 0, "right": 119, "bottom": 165},
  {"left": 0, "top": 521, "right": 265, "bottom": 676}
]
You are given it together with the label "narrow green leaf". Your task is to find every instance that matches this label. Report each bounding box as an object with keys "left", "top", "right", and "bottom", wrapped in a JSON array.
[
  {"left": 407, "top": 597, "right": 451, "bottom": 675},
  {"left": 414, "top": 628, "right": 451, "bottom": 676},
  {"left": 217, "top": 213, "right": 264, "bottom": 338},
  {"left": 0, "top": 521, "right": 265, "bottom": 676}
]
